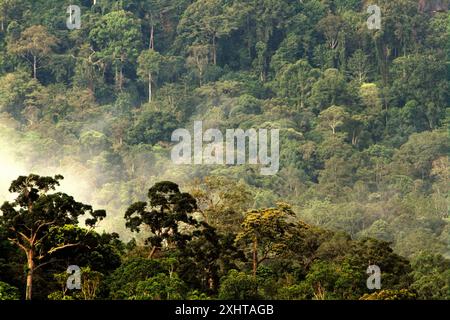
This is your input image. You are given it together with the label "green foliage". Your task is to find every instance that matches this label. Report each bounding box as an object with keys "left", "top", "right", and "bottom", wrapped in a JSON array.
[
  {"left": 124, "top": 181, "right": 198, "bottom": 255},
  {"left": 360, "top": 289, "right": 417, "bottom": 300},
  {"left": 107, "top": 258, "right": 165, "bottom": 299},
  {"left": 134, "top": 273, "right": 187, "bottom": 300},
  {"left": 236, "top": 203, "right": 295, "bottom": 275},
  {"left": 7, "top": 25, "right": 57, "bottom": 79},
  {"left": 0, "top": 281, "right": 19, "bottom": 300},
  {"left": 126, "top": 111, "right": 179, "bottom": 145},
  {"left": 89, "top": 10, "right": 142, "bottom": 90},
  {"left": 0, "top": 174, "right": 107, "bottom": 299},
  {"left": 410, "top": 253, "right": 450, "bottom": 300},
  {"left": 218, "top": 270, "right": 260, "bottom": 300},
  {"left": 48, "top": 267, "right": 104, "bottom": 300},
  {"left": 0, "top": 0, "right": 448, "bottom": 301}
]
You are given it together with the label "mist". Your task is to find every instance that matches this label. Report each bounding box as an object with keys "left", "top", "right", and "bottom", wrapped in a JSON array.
[{"left": 0, "top": 112, "right": 190, "bottom": 241}]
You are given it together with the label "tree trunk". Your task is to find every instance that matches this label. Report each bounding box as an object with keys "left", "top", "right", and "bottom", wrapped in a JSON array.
[
  {"left": 33, "top": 56, "right": 37, "bottom": 79},
  {"left": 26, "top": 250, "right": 35, "bottom": 300},
  {"left": 148, "top": 72, "right": 152, "bottom": 103},
  {"left": 252, "top": 237, "right": 258, "bottom": 277},
  {"left": 212, "top": 36, "right": 217, "bottom": 65},
  {"left": 150, "top": 24, "right": 154, "bottom": 50},
  {"left": 119, "top": 66, "right": 123, "bottom": 90},
  {"left": 115, "top": 65, "right": 119, "bottom": 89},
  {"left": 352, "top": 130, "right": 358, "bottom": 145},
  {"left": 148, "top": 246, "right": 157, "bottom": 259},
  {"left": 199, "top": 66, "right": 203, "bottom": 86}
]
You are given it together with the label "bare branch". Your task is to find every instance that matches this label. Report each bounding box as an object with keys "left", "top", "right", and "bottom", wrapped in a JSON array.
[
  {"left": 47, "top": 242, "right": 80, "bottom": 255},
  {"left": 7, "top": 237, "right": 28, "bottom": 254},
  {"left": 34, "top": 258, "right": 63, "bottom": 271}
]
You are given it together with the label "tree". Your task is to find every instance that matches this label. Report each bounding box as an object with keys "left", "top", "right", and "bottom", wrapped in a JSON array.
[
  {"left": 368, "top": 0, "right": 419, "bottom": 84},
  {"left": 392, "top": 130, "right": 448, "bottom": 179},
  {"left": 411, "top": 252, "right": 450, "bottom": 300},
  {"left": 189, "top": 176, "right": 253, "bottom": 234},
  {"left": 177, "top": 0, "right": 240, "bottom": 65},
  {"left": 254, "top": 41, "right": 268, "bottom": 82},
  {"left": 275, "top": 60, "right": 320, "bottom": 110},
  {"left": 126, "top": 110, "right": 179, "bottom": 145},
  {"left": 390, "top": 54, "right": 449, "bottom": 130},
  {"left": 218, "top": 270, "right": 260, "bottom": 300},
  {"left": 309, "top": 69, "right": 352, "bottom": 112},
  {"left": 236, "top": 203, "right": 295, "bottom": 276},
  {"left": 7, "top": 25, "right": 57, "bottom": 79},
  {"left": 41, "top": 225, "right": 122, "bottom": 276},
  {"left": 318, "top": 105, "right": 349, "bottom": 135},
  {"left": 348, "top": 238, "right": 413, "bottom": 290},
  {"left": 48, "top": 266, "right": 104, "bottom": 300},
  {"left": 89, "top": 10, "right": 142, "bottom": 90},
  {"left": 317, "top": 14, "right": 345, "bottom": 51},
  {"left": 0, "top": 0, "right": 20, "bottom": 32},
  {"left": 80, "top": 130, "right": 111, "bottom": 157},
  {"left": 122, "top": 0, "right": 167, "bottom": 50},
  {"left": 108, "top": 258, "right": 165, "bottom": 299},
  {"left": 0, "top": 71, "right": 42, "bottom": 121},
  {"left": 134, "top": 273, "right": 187, "bottom": 300},
  {"left": 295, "top": 259, "right": 364, "bottom": 300},
  {"left": 186, "top": 44, "right": 210, "bottom": 86},
  {"left": 0, "top": 174, "right": 106, "bottom": 300},
  {"left": 124, "top": 181, "right": 198, "bottom": 258},
  {"left": 347, "top": 50, "right": 371, "bottom": 84},
  {"left": 72, "top": 43, "right": 105, "bottom": 94},
  {"left": 359, "top": 83, "right": 382, "bottom": 110},
  {"left": 138, "top": 49, "right": 163, "bottom": 103},
  {"left": 178, "top": 222, "right": 244, "bottom": 293}
]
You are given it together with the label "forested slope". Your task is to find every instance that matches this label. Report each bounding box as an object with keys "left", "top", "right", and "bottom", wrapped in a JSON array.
[{"left": 0, "top": 0, "right": 449, "bottom": 300}]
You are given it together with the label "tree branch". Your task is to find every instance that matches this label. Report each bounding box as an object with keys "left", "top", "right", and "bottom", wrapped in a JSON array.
[
  {"left": 47, "top": 242, "right": 80, "bottom": 255},
  {"left": 34, "top": 258, "right": 63, "bottom": 271},
  {"left": 32, "top": 220, "right": 56, "bottom": 243},
  {"left": 7, "top": 237, "right": 28, "bottom": 254}
]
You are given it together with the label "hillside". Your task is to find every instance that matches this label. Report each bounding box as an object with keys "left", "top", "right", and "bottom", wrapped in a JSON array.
[{"left": 0, "top": 0, "right": 448, "bottom": 300}]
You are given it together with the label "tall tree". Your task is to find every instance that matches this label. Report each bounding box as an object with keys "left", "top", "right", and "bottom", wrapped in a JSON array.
[
  {"left": 137, "top": 49, "right": 163, "bottom": 103},
  {"left": 0, "top": 0, "right": 17, "bottom": 31},
  {"left": 7, "top": 25, "right": 57, "bottom": 80},
  {"left": 390, "top": 53, "right": 449, "bottom": 130},
  {"left": 186, "top": 44, "right": 210, "bottom": 85},
  {"left": 318, "top": 105, "right": 349, "bottom": 135},
  {"left": 177, "top": 0, "right": 240, "bottom": 65},
  {"left": 0, "top": 174, "right": 106, "bottom": 300},
  {"left": 124, "top": 181, "right": 198, "bottom": 258},
  {"left": 190, "top": 176, "right": 253, "bottom": 234},
  {"left": 347, "top": 49, "right": 371, "bottom": 84},
  {"left": 276, "top": 59, "right": 320, "bottom": 110},
  {"left": 89, "top": 10, "right": 142, "bottom": 90},
  {"left": 236, "top": 203, "right": 295, "bottom": 276}
]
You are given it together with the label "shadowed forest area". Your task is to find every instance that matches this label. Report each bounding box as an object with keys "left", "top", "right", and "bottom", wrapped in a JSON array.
[{"left": 0, "top": 0, "right": 449, "bottom": 300}]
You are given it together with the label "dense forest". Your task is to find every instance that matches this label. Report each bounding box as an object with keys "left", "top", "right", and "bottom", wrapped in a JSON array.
[{"left": 0, "top": 0, "right": 449, "bottom": 300}]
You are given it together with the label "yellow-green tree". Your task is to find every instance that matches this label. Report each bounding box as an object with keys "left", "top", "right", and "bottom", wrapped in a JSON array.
[
  {"left": 7, "top": 25, "right": 57, "bottom": 80},
  {"left": 318, "top": 105, "right": 349, "bottom": 135},
  {"left": 236, "top": 203, "right": 295, "bottom": 276}
]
